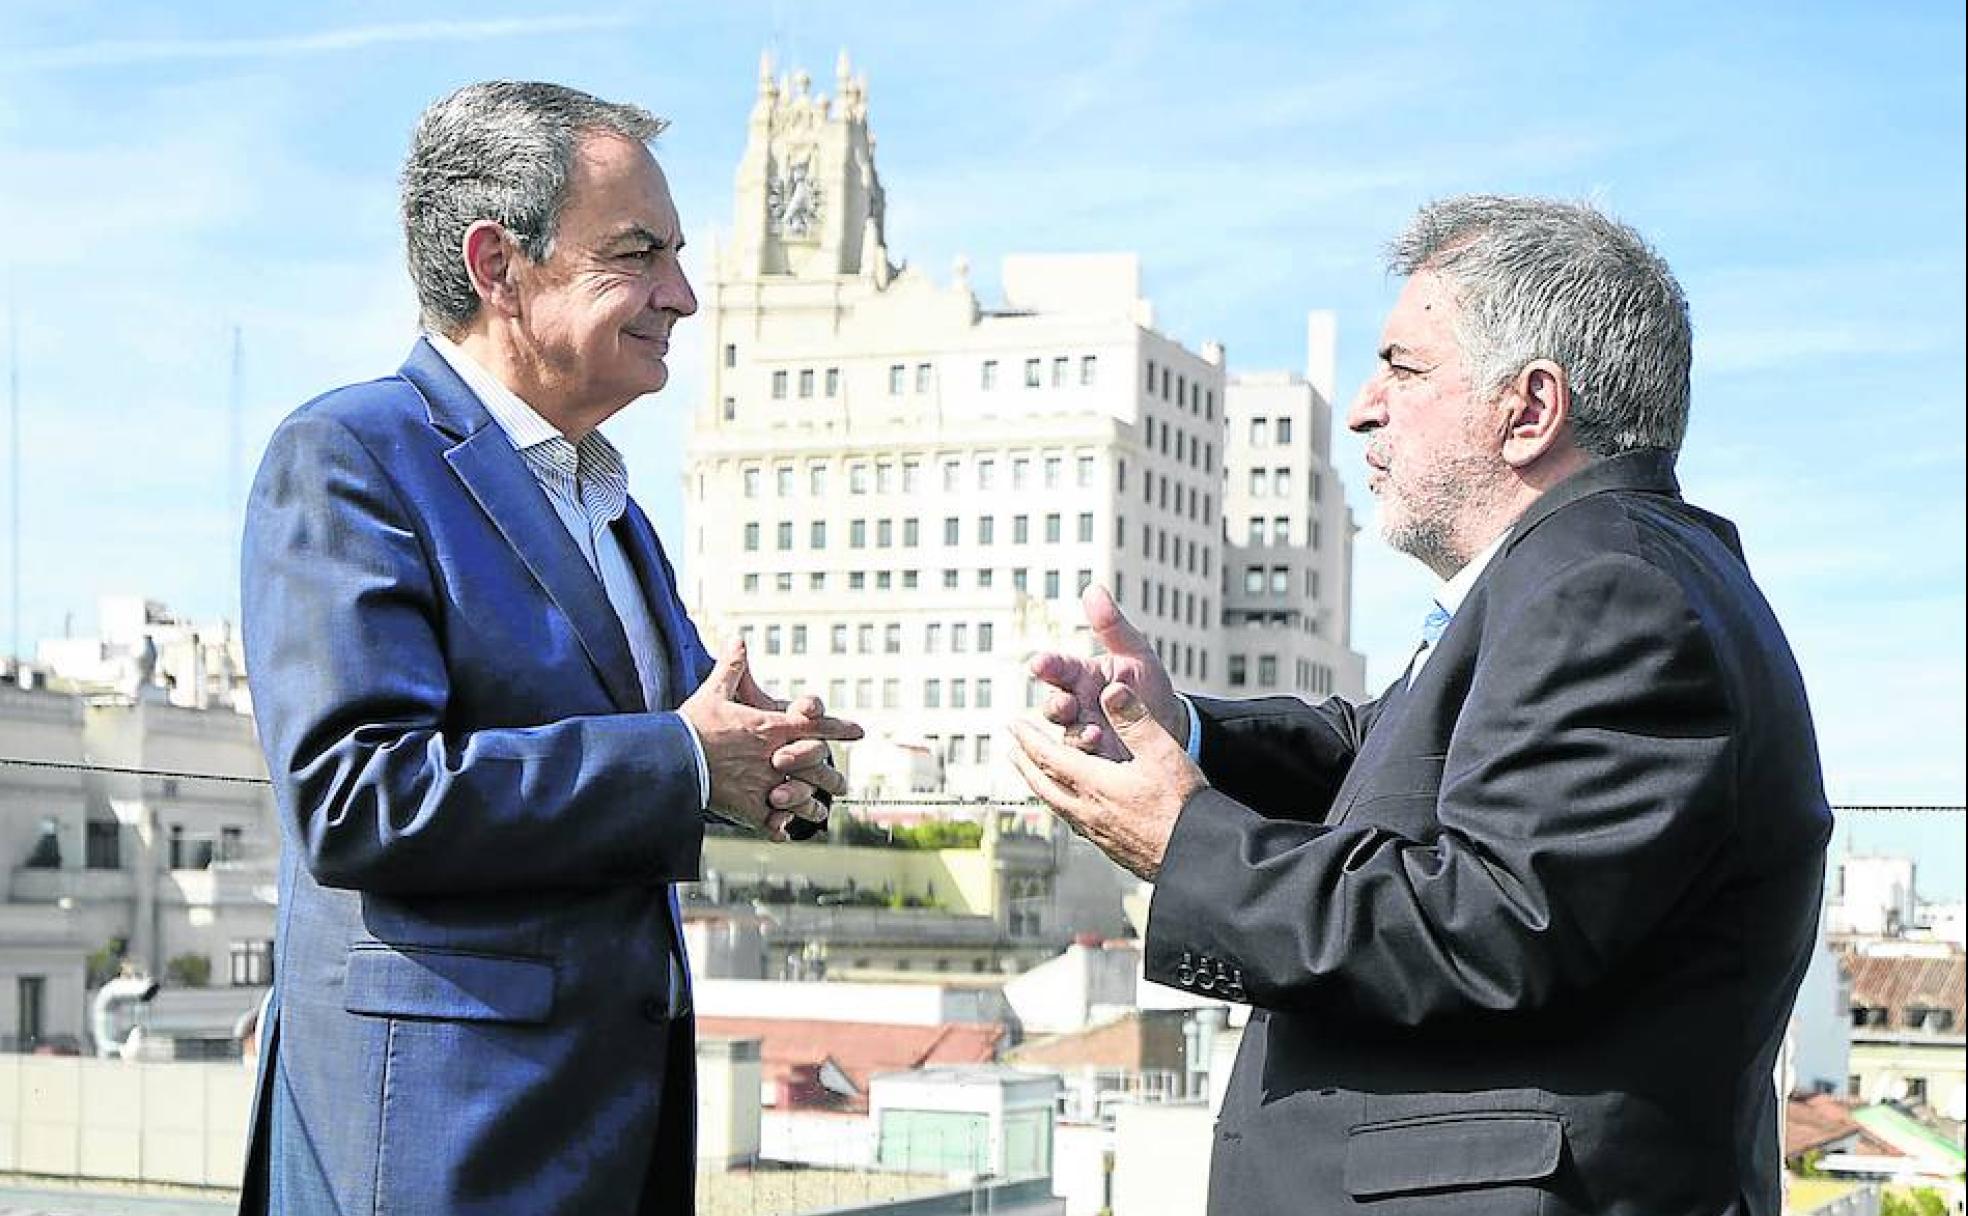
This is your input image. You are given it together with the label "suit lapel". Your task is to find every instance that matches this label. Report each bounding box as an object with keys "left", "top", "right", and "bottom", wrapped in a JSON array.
[{"left": 398, "top": 340, "right": 646, "bottom": 714}]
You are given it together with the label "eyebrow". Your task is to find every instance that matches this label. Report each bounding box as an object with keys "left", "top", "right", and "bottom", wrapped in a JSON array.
[
  {"left": 603, "top": 225, "right": 683, "bottom": 251},
  {"left": 1377, "top": 343, "right": 1417, "bottom": 363}
]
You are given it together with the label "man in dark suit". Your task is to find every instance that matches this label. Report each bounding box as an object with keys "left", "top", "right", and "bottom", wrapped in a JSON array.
[
  {"left": 1011, "top": 196, "right": 1831, "bottom": 1216},
  {"left": 238, "top": 82, "right": 861, "bottom": 1214}
]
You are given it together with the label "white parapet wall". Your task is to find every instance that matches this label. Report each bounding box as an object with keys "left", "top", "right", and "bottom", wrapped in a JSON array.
[{"left": 0, "top": 1053, "right": 255, "bottom": 1186}]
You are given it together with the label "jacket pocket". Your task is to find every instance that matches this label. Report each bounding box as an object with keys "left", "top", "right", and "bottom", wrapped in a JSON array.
[
  {"left": 1344, "top": 1111, "right": 1562, "bottom": 1198},
  {"left": 343, "top": 943, "right": 554, "bottom": 1024}
]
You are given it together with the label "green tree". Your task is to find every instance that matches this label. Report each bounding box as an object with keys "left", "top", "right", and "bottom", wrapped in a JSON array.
[
  {"left": 165, "top": 952, "right": 212, "bottom": 988},
  {"left": 85, "top": 936, "right": 129, "bottom": 989}
]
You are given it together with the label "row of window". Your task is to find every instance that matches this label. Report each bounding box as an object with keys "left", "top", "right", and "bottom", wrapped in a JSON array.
[
  {"left": 1246, "top": 468, "right": 1314, "bottom": 499},
  {"left": 1139, "top": 468, "right": 1215, "bottom": 527},
  {"left": 750, "top": 674, "right": 1001, "bottom": 712},
  {"left": 1144, "top": 357, "right": 1218, "bottom": 420},
  {"left": 1245, "top": 416, "right": 1296, "bottom": 447},
  {"left": 734, "top": 452, "right": 1104, "bottom": 499},
  {"left": 749, "top": 354, "right": 1108, "bottom": 404},
  {"left": 1139, "top": 525, "right": 1215, "bottom": 579},
  {"left": 1241, "top": 516, "right": 1324, "bottom": 549},
  {"left": 1242, "top": 566, "right": 1323, "bottom": 599},
  {"left": 737, "top": 566, "right": 1095, "bottom": 599},
  {"left": 1226, "top": 653, "right": 1337, "bottom": 695},
  {"left": 739, "top": 620, "right": 1001, "bottom": 657},
  {"left": 741, "top": 512, "right": 1105, "bottom": 553},
  {"left": 1141, "top": 416, "right": 1216, "bottom": 475}
]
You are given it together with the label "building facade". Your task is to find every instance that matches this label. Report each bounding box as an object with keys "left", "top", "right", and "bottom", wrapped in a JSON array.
[{"left": 683, "top": 56, "right": 1364, "bottom": 796}]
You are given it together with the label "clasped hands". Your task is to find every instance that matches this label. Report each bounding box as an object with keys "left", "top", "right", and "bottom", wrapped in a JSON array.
[
  {"left": 680, "top": 640, "right": 863, "bottom": 841},
  {"left": 1008, "top": 585, "right": 1207, "bottom": 881}
]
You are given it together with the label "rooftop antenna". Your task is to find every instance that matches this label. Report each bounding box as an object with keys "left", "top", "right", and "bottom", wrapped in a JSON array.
[
  {"left": 227, "top": 325, "right": 243, "bottom": 615},
  {"left": 7, "top": 276, "right": 19, "bottom": 664}
]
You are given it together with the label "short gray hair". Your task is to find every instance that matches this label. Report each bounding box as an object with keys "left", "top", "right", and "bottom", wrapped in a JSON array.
[
  {"left": 1388, "top": 195, "right": 1692, "bottom": 457},
  {"left": 401, "top": 82, "right": 667, "bottom": 334}
]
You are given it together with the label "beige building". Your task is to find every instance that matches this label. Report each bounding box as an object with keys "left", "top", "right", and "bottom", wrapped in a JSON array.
[
  {"left": 683, "top": 55, "right": 1364, "bottom": 797},
  {"left": 2, "top": 670, "right": 275, "bottom": 1056}
]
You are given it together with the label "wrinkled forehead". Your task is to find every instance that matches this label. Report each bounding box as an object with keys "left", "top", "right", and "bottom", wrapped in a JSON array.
[{"left": 564, "top": 131, "right": 683, "bottom": 238}]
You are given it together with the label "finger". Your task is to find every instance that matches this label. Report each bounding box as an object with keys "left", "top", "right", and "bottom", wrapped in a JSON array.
[
  {"left": 772, "top": 738, "right": 831, "bottom": 772},
  {"left": 1007, "top": 729, "right": 1082, "bottom": 821},
  {"left": 1082, "top": 584, "right": 1154, "bottom": 661},
  {"left": 1006, "top": 717, "right": 1086, "bottom": 798},
  {"left": 1028, "top": 651, "right": 1088, "bottom": 690},
  {"left": 1100, "top": 681, "right": 1177, "bottom": 760},
  {"left": 1041, "top": 689, "right": 1084, "bottom": 728},
  {"left": 704, "top": 638, "right": 748, "bottom": 698},
  {"left": 787, "top": 694, "right": 826, "bottom": 720},
  {"left": 775, "top": 713, "right": 865, "bottom": 743},
  {"left": 784, "top": 762, "right": 847, "bottom": 798},
  {"left": 763, "top": 809, "right": 793, "bottom": 842},
  {"left": 1065, "top": 721, "right": 1108, "bottom": 755}
]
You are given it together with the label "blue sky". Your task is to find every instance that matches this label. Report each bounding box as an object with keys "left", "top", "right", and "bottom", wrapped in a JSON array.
[{"left": 2, "top": 4, "right": 1963, "bottom": 890}]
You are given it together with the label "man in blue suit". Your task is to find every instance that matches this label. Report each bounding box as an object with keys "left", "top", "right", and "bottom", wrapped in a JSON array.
[{"left": 238, "top": 81, "right": 861, "bottom": 1214}]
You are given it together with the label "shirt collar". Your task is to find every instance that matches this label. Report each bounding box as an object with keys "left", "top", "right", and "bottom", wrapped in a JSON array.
[
  {"left": 424, "top": 331, "right": 568, "bottom": 451},
  {"left": 1437, "top": 527, "right": 1510, "bottom": 617}
]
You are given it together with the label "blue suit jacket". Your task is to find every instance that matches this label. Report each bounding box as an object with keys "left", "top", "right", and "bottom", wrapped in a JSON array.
[{"left": 237, "top": 340, "right": 715, "bottom": 1214}]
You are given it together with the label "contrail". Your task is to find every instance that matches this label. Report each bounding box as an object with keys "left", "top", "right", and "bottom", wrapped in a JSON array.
[{"left": 14, "top": 15, "right": 638, "bottom": 71}]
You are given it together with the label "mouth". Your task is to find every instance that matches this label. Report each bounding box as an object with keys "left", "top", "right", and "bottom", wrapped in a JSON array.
[{"left": 625, "top": 329, "right": 670, "bottom": 354}]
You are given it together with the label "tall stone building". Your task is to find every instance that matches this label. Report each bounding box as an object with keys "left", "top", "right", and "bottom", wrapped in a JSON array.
[{"left": 683, "top": 55, "right": 1363, "bottom": 797}]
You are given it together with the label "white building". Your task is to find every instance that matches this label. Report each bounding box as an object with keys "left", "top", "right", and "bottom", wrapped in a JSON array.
[
  {"left": 683, "top": 55, "right": 1364, "bottom": 797},
  {"left": 36, "top": 596, "right": 251, "bottom": 714}
]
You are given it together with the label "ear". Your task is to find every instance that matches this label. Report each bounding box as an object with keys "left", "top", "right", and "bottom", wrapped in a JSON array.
[
  {"left": 1498, "top": 359, "right": 1571, "bottom": 469},
  {"left": 460, "top": 220, "right": 525, "bottom": 319}
]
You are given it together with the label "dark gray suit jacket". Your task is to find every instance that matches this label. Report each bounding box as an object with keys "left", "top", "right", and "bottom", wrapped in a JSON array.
[{"left": 1144, "top": 450, "right": 1831, "bottom": 1216}]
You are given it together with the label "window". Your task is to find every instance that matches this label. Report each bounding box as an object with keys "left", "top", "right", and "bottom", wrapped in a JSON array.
[
  {"left": 884, "top": 624, "right": 902, "bottom": 654},
  {"left": 916, "top": 363, "right": 933, "bottom": 393},
  {"left": 876, "top": 571, "right": 891, "bottom": 591},
  {"left": 857, "top": 624, "right": 875, "bottom": 654},
  {"left": 943, "top": 569, "right": 960, "bottom": 589},
  {"left": 850, "top": 463, "right": 869, "bottom": 494},
  {"left": 889, "top": 364, "right": 905, "bottom": 395},
  {"left": 776, "top": 522, "right": 793, "bottom": 550},
  {"left": 1249, "top": 469, "right": 1267, "bottom": 497},
  {"left": 855, "top": 679, "right": 873, "bottom": 709},
  {"left": 882, "top": 679, "right": 900, "bottom": 709},
  {"left": 981, "top": 360, "right": 998, "bottom": 389},
  {"left": 826, "top": 367, "right": 840, "bottom": 397},
  {"left": 1274, "top": 517, "right": 1290, "bottom": 545},
  {"left": 876, "top": 463, "right": 894, "bottom": 493},
  {"left": 903, "top": 461, "right": 921, "bottom": 492},
  {"left": 1080, "top": 355, "right": 1097, "bottom": 386},
  {"left": 925, "top": 623, "right": 942, "bottom": 653},
  {"left": 1052, "top": 356, "right": 1068, "bottom": 387},
  {"left": 978, "top": 623, "right": 994, "bottom": 652},
  {"left": 1229, "top": 655, "right": 1248, "bottom": 687},
  {"left": 230, "top": 940, "right": 273, "bottom": 987},
  {"left": 772, "top": 370, "right": 788, "bottom": 399},
  {"left": 951, "top": 680, "right": 968, "bottom": 709},
  {"left": 942, "top": 460, "right": 961, "bottom": 491},
  {"left": 1044, "top": 456, "right": 1062, "bottom": 488},
  {"left": 975, "top": 735, "right": 992, "bottom": 763},
  {"left": 775, "top": 466, "right": 793, "bottom": 497},
  {"left": 791, "top": 625, "right": 808, "bottom": 654},
  {"left": 724, "top": 343, "right": 737, "bottom": 368},
  {"left": 831, "top": 625, "right": 848, "bottom": 654},
  {"left": 722, "top": 396, "right": 736, "bottom": 421},
  {"left": 1244, "top": 566, "right": 1265, "bottom": 595},
  {"left": 944, "top": 517, "right": 961, "bottom": 546},
  {"left": 1045, "top": 514, "right": 1061, "bottom": 543},
  {"left": 850, "top": 520, "right": 867, "bottom": 548},
  {"left": 1249, "top": 418, "right": 1268, "bottom": 446},
  {"left": 1276, "top": 416, "right": 1294, "bottom": 444},
  {"left": 903, "top": 570, "right": 919, "bottom": 589},
  {"left": 1077, "top": 455, "right": 1095, "bottom": 487},
  {"left": 798, "top": 368, "right": 814, "bottom": 398},
  {"left": 743, "top": 523, "right": 760, "bottom": 551},
  {"left": 1276, "top": 469, "right": 1293, "bottom": 497},
  {"left": 1248, "top": 518, "right": 1265, "bottom": 546},
  {"left": 1024, "top": 358, "right": 1041, "bottom": 388},
  {"left": 85, "top": 820, "right": 121, "bottom": 870},
  {"left": 877, "top": 519, "right": 893, "bottom": 548},
  {"left": 1077, "top": 513, "right": 1094, "bottom": 543},
  {"left": 811, "top": 521, "right": 827, "bottom": 548},
  {"left": 810, "top": 464, "right": 829, "bottom": 495},
  {"left": 849, "top": 571, "right": 866, "bottom": 591},
  {"left": 830, "top": 679, "right": 847, "bottom": 708},
  {"left": 743, "top": 573, "right": 760, "bottom": 593},
  {"left": 765, "top": 626, "right": 782, "bottom": 655},
  {"left": 1270, "top": 567, "right": 1290, "bottom": 595},
  {"left": 1012, "top": 457, "right": 1030, "bottom": 489},
  {"left": 977, "top": 459, "right": 996, "bottom": 489},
  {"left": 952, "top": 623, "right": 969, "bottom": 653},
  {"left": 978, "top": 517, "right": 995, "bottom": 545},
  {"left": 1077, "top": 569, "right": 1093, "bottom": 594},
  {"left": 743, "top": 467, "right": 761, "bottom": 498},
  {"left": 1013, "top": 515, "right": 1030, "bottom": 544},
  {"left": 904, "top": 518, "right": 920, "bottom": 547},
  {"left": 977, "top": 680, "right": 994, "bottom": 709},
  {"left": 925, "top": 679, "right": 941, "bottom": 708},
  {"left": 1044, "top": 570, "right": 1061, "bottom": 599},
  {"left": 977, "top": 569, "right": 993, "bottom": 589}
]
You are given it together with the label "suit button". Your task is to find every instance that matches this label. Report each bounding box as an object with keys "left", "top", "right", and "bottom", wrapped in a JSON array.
[{"left": 641, "top": 998, "right": 667, "bottom": 1023}]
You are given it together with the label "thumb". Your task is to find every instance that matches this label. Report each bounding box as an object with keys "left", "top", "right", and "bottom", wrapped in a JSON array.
[
  {"left": 707, "top": 638, "right": 748, "bottom": 697},
  {"left": 1083, "top": 584, "right": 1152, "bottom": 659},
  {"left": 1100, "top": 681, "right": 1173, "bottom": 757}
]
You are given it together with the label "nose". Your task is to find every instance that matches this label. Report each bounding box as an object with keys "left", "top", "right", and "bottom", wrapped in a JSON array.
[
  {"left": 654, "top": 258, "right": 698, "bottom": 319},
  {"left": 1346, "top": 374, "right": 1386, "bottom": 434}
]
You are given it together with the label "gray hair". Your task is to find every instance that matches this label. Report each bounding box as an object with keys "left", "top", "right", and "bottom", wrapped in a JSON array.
[
  {"left": 1387, "top": 195, "right": 1692, "bottom": 457},
  {"left": 401, "top": 82, "right": 667, "bottom": 334}
]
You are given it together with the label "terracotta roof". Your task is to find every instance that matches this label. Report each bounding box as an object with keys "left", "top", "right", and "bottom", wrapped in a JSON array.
[
  {"left": 1005, "top": 1009, "right": 1189, "bottom": 1073},
  {"left": 699, "top": 1017, "right": 1004, "bottom": 1113},
  {"left": 1841, "top": 949, "right": 1966, "bottom": 1030},
  {"left": 1784, "top": 1094, "right": 1908, "bottom": 1163}
]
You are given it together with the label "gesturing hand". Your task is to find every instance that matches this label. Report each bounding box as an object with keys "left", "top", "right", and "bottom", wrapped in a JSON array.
[
  {"left": 679, "top": 641, "right": 862, "bottom": 839},
  {"left": 1009, "top": 681, "right": 1206, "bottom": 881},
  {"left": 1028, "top": 584, "right": 1186, "bottom": 761}
]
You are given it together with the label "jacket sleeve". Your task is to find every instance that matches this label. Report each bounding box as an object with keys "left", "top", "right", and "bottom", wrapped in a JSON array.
[
  {"left": 1145, "top": 553, "right": 1736, "bottom": 1026},
  {"left": 242, "top": 411, "right": 706, "bottom": 896},
  {"left": 1188, "top": 693, "right": 1374, "bottom": 823}
]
